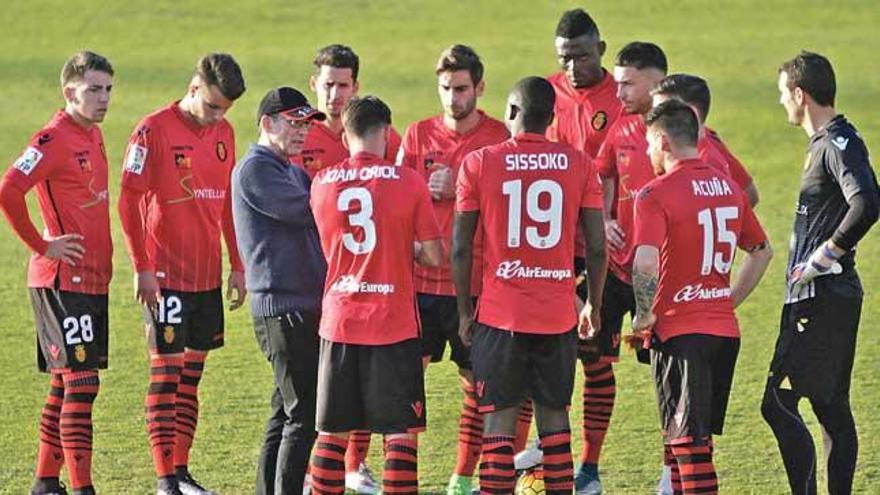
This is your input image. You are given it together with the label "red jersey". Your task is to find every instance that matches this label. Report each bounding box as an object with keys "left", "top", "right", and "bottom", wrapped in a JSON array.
[
  {"left": 0, "top": 111, "right": 112, "bottom": 294},
  {"left": 595, "top": 113, "right": 655, "bottom": 284},
  {"left": 546, "top": 70, "right": 622, "bottom": 158},
  {"left": 290, "top": 122, "right": 402, "bottom": 178},
  {"left": 633, "top": 159, "right": 767, "bottom": 342},
  {"left": 311, "top": 152, "right": 441, "bottom": 345},
  {"left": 399, "top": 111, "right": 510, "bottom": 296},
  {"left": 120, "top": 102, "right": 241, "bottom": 292},
  {"left": 703, "top": 127, "right": 754, "bottom": 191},
  {"left": 456, "top": 133, "right": 604, "bottom": 334}
]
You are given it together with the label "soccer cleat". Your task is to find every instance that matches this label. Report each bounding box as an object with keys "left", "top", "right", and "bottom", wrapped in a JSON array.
[
  {"left": 31, "top": 477, "right": 68, "bottom": 495},
  {"left": 176, "top": 468, "right": 217, "bottom": 495},
  {"left": 574, "top": 464, "right": 603, "bottom": 495},
  {"left": 656, "top": 464, "right": 673, "bottom": 495},
  {"left": 513, "top": 439, "right": 543, "bottom": 471},
  {"left": 446, "top": 473, "right": 473, "bottom": 495},
  {"left": 345, "top": 462, "right": 380, "bottom": 494},
  {"left": 156, "top": 475, "right": 184, "bottom": 495}
]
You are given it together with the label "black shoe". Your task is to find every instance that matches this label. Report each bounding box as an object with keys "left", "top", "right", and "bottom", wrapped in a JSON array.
[
  {"left": 31, "top": 477, "right": 68, "bottom": 495},
  {"left": 72, "top": 486, "right": 96, "bottom": 495}
]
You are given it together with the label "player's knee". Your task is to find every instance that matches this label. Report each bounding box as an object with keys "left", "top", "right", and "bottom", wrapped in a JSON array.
[
  {"left": 483, "top": 407, "right": 519, "bottom": 436},
  {"left": 534, "top": 404, "right": 570, "bottom": 434},
  {"left": 812, "top": 400, "right": 855, "bottom": 434}
]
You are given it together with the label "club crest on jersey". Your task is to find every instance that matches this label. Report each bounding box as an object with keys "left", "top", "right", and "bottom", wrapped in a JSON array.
[
  {"left": 163, "top": 325, "right": 175, "bottom": 344},
  {"left": 591, "top": 111, "right": 608, "bottom": 131},
  {"left": 303, "top": 156, "right": 325, "bottom": 171},
  {"left": 411, "top": 400, "right": 424, "bottom": 418},
  {"left": 216, "top": 141, "right": 228, "bottom": 161},
  {"left": 13, "top": 146, "right": 43, "bottom": 175},
  {"left": 76, "top": 153, "right": 93, "bottom": 173},
  {"left": 74, "top": 344, "right": 86, "bottom": 363},
  {"left": 38, "top": 133, "right": 52, "bottom": 146},
  {"left": 423, "top": 151, "right": 443, "bottom": 171},
  {"left": 174, "top": 153, "right": 192, "bottom": 169}
]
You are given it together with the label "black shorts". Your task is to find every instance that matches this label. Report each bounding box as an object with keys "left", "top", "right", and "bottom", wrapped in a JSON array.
[
  {"left": 316, "top": 338, "right": 426, "bottom": 434},
  {"left": 769, "top": 294, "right": 861, "bottom": 403},
  {"left": 470, "top": 323, "right": 577, "bottom": 413},
  {"left": 30, "top": 288, "right": 109, "bottom": 372},
  {"left": 579, "top": 268, "right": 632, "bottom": 364},
  {"left": 143, "top": 288, "right": 224, "bottom": 354},
  {"left": 651, "top": 334, "right": 739, "bottom": 444},
  {"left": 418, "top": 293, "right": 471, "bottom": 369}
]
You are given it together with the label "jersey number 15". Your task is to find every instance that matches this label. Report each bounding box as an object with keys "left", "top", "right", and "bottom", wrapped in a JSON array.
[{"left": 697, "top": 206, "right": 739, "bottom": 275}]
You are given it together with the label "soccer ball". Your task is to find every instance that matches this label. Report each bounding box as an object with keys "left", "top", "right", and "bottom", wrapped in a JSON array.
[{"left": 514, "top": 468, "right": 545, "bottom": 495}]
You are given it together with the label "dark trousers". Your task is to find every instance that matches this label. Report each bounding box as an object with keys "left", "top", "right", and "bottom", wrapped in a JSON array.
[{"left": 254, "top": 311, "right": 320, "bottom": 495}]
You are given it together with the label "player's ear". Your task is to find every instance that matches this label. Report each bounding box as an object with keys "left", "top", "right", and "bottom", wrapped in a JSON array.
[
  {"left": 660, "top": 133, "right": 672, "bottom": 153},
  {"left": 62, "top": 84, "right": 77, "bottom": 104},
  {"left": 188, "top": 76, "right": 201, "bottom": 98},
  {"left": 309, "top": 75, "right": 317, "bottom": 93},
  {"left": 793, "top": 86, "right": 806, "bottom": 106},
  {"left": 258, "top": 115, "right": 275, "bottom": 134},
  {"left": 341, "top": 130, "right": 349, "bottom": 150},
  {"left": 352, "top": 80, "right": 360, "bottom": 95},
  {"left": 598, "top": 40, "right": 607, "bottom": 57},
  {"left": 475, "top": 79, "right": 485, "bottom": 98}
]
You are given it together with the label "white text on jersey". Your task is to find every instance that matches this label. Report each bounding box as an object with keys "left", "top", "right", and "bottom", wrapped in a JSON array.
[
  {"left": 319, "top": 165, "right": 400, "bottom": 184},
  {"left": 504, "top": 153, "right": 569, "bottom": 171},
  {"left": 692, "top": 177, "right": 733, "bottom": 197}
]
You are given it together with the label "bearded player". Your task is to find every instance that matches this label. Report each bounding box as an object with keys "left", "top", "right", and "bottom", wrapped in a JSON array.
[
  {"left": 397, "top": 43, "right": 509, "bottom": 495},
  {"left": 630, "top": 99, "right": 772, "bottom": 494}
]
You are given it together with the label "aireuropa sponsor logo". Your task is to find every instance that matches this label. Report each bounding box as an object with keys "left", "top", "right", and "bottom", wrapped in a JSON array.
[
  {"left": 495, "top": 260, "right": 572, "bottom": 281},
  {"left": 673, "top": 283, "right": 731, "bottom": 303},
  {"left": 329, "top": 275, "right": 395, "bottom": 295}
]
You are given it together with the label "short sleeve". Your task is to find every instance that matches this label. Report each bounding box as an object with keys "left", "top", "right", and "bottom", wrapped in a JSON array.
[
  {"left": 455, "top": 150, "right": 482, "bottom": 212},
  {"left": 413, "top": 175, "right": 441, "bottom": 242},
  {"left": 579, "top": 152, "right": 604, "bottom": 210},
  {"left": 120, "top": 120, "right": 157, "bottom": 192},
  {"left": 397, "top": 124, "right": 418, "bottom": 169},
  {"left": 595, "top": 131, "right": 617, "bottom": 179},
  {"left": 633, "top": 186, "right": 667, "bottom": 248},
  {"left": 737, "top": 201, "right": 767, "bottom": 250}
]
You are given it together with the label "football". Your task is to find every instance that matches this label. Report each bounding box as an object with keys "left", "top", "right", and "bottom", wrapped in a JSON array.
[{"left": 515, "top": 468, "right": 545, "bottom": 495}]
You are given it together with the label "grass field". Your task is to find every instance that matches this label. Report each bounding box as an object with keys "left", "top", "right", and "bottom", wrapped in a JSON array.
[{"left": 1, "top": 1, "right": 878, "bottom": 493}]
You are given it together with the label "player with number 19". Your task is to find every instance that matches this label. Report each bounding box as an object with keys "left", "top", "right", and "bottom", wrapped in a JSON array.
[
  {"left": 630, "top": 100, "right": 772, "bottom": 494},
  {"left": 0, "top": 51, "right": 114, "bottom": 495},
  {"left": 309, "top": 96, "right": 442, "bottom": 495},
  {"left": 452, "top": 77, "right": 607, "bottom": 494}
]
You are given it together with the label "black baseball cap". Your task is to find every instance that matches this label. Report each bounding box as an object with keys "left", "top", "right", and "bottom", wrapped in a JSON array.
[{"left": 257, "top": 87, "right": 325, "bottom": 125}]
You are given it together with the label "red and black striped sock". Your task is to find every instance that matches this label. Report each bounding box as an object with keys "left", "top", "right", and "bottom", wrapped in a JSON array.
[
  {"left": 146, "top": 356, "right": 183, "bottom": 478},
  {"left": 671, "top": 439, "right": 718, "bottom": 495},
  {"left": 36, "top": 374, "right": 65, "bottom": 479},
  {"left": 664, "top": 443, "right": 682, "bottom": 494},
  {"left": 581, "top": 362, "right": 615, "bottom": 465},
  {"left": 479, "top": 434, "right": 515, "bottom": 494},
  {"left": 383, "top": 436, "right": 418, "bottom": 494},
  {"left": 540, "top": 429, "right": 574, "bottom": 494},
  {"left": 174, "top": 350, "right": 206, "bottom": 469},
  {"left": 454, "top": 380, "right": 483, "bottom": 476},
  {"left": 60, "top": 370, "right": 99, "bottom": 489},
  {"left": 514, "top": 400, "right": 533, "bottom": 453},
  {"left": 311, "top": 434, "right": 347, "bottom": 495},
  {"left": 345, "top": 430, "right": 372, "bottom": 472}
]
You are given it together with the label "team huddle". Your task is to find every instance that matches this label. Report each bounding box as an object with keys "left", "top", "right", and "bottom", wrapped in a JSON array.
[{"left": 1, "top": 7, "right": 877, "bottom": 495}]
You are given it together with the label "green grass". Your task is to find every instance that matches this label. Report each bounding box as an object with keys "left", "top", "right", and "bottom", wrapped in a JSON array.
[{"left": 1, "top": 1, "right": 878, "bottom": 493}]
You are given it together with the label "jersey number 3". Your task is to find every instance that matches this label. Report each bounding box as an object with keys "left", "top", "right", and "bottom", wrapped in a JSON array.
[{"left": 338, "top": 187, "right": 377, "bottom": 255}]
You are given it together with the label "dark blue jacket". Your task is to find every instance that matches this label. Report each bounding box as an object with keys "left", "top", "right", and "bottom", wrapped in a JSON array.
[{"left": 232, "top": 144, "right": 326, "bottom": 316}]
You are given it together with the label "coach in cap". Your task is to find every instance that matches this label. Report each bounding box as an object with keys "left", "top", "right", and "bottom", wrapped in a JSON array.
[{"left": 231, "top": 87, "right": 327, "bottom": 495}]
